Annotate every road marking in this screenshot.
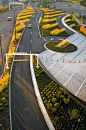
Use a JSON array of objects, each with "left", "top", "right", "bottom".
[
  {"left": 31, "top": 32, "right": 32, "bottom": 34},
  {"left": 30, "top": 39, "right": 32, "bottom": 42},
  {"left": 43, "top": 38, "right": 46, "bottom": 41},
  {"left": 51, "top": 38, "right": 54, "bottom": 40},
  {"left": 58, "top": 39, "right": 64, "bottom": 40},
  {"left": 14, "top": 59, "right": 28, "bottom": 61}
]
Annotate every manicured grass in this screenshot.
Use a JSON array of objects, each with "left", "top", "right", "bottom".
[
  {"left": 46, "top": 41, "right": 77, "bottom": 53},
  {"left": 33, "top": 58, "right": 86, "bottom": 130}
]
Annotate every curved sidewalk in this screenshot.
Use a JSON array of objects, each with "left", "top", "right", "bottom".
[{"left": 39, "top": 14, "right": 86, "bottom": 102}]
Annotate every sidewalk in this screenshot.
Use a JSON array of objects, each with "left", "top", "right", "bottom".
[{"left": 39, "top": 15, "right": 86, "bottom": 102}]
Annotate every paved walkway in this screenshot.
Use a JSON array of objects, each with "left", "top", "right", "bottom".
[{"left": 39, "top": 17, "right": 86, "bottom": 102}]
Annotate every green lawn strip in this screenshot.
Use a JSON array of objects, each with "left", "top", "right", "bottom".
[
  {"left": 0, "top": 87, "right": 10, "bottom": 130},
  {"left": 46, "top": 41, "right": 77, "bottom": 53},
  {"left": 33, "top": 58, "right": 86, "bottom": 130}
]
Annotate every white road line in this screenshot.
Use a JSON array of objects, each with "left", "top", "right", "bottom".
[
  {"left": 31, "top": 32, "right": 32, "bottom": 34},
  {"left": 51, "top": 38, "right": 54, "bottom": 40},
  {"left": 47, "top": 62, "right": 57, "bottom": 70},
  {"left": 54, "top": 63, "right": 69, "bottom": 77},
  {"left": 43, "top": 38, "right": 46, "bottom": 41},
  {"left": 63, "top": 63, "right": 83, "bottom": 86},
  {"left": 75, "top": 78, "right": 86, "bottom": 96},
  {"left": 30, "top": 40, "right": 32, "bottom": 42},
  {"left": 59, "top": 39, "right": 64, "bottom": 41}
]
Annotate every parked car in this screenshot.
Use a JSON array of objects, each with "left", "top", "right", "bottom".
[
  {"left": 28, "top": 24, "right": 32, "bottom": 28},
  {"left": 7, "top": 17, "right": 11, "bottom": 21}
]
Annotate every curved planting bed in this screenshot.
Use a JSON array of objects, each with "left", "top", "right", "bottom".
[
  {"left": 46, "top": 41, "right": 77, "bottom": 53},
  {"left": 33, "top": 58, "right": 86, "bottom": 130}
]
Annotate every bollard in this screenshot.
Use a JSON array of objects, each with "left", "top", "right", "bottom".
[
  {"left": 57, "top": 59, "right": 58, "bottom": 62},
  {"left": 63, "top": 59, "right": 64, "bottom": 63},
  {"left": 46, "top": 57, "right": 47, "bottom": 60},
  {"left": 51, "top": 58, "right": 52, "bottom": 61},
  {"left": 79, "top": 60, "right": 80, "bottom": 63},
  {"left": 69, "top": 60, "right": 70, "bottom": 63},
  {"left": 42, "top": 55, "right": 43, "bottom": 58}
]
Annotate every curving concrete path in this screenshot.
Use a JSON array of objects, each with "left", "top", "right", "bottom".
[{"left": 39, "top": 14, "right": 86, "bottom": 102}]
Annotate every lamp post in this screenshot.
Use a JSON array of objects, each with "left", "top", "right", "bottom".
[
  {"left": 14, "top": 9, "right": 16, "bottom": 40},
  {"left": 0, "top": 34, "right": 4, "bottom": 72}
]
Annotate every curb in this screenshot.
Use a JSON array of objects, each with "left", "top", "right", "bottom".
[{"left": 30, "top": 55, "right": 55, "bottom": 130}]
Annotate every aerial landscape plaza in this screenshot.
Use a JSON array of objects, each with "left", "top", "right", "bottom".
[{"left": 0, "top": 0, "right": 86, "bottom": 130}]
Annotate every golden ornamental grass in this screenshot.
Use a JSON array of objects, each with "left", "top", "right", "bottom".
[
  {"left": 43, "top": 18, "right": 56, "bottom": 23},
  {"left": 56, "top": 39, "right": 69, "bottom": 47},
  {"left": 17, "top": 15, "right": 32, "bottom": 21},
  {"left": 43, "top": 9, "right": 55, "bottom": 12},
  {"left": 44, "top": 13, "right": 64, "bottom": 18},
  {"left": 50, "top": 28, "right": 66, "bottom": 35},
  {"left": 70, "top": 24, "right": 75, "bottom": 28},
  {"left": 80, "top": 26, "right": 86, "bottom": 35},
  {"left": 12, "top": 33, "right": 21, "bottom": 43},
  {"left": 65, "top": 19, "right": 71, "bottom": 23},
  {"left": 0, "top": 72, "right": 10, "bottom": 92},
  {"left": 42, "top": 23, "right": 58, "bottom": 29},
  {"left": 44, "top": 11, "right": 62, "bottom": 15},
  {"left": 16, "top": 19, "right": 29, "bottom": 25},
  {"left": 16, "top": 25, "right": 25, "bottom": 32},
  {"left": 18, "top": 12, "right": 34, "bottom": 17}
]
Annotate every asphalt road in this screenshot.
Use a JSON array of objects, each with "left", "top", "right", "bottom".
[
  {"left": 0, "top": 4, "right": 28, "bottom": 74},
  {"left": 10, "top": 3, "right": 48, "bottom": 130}
]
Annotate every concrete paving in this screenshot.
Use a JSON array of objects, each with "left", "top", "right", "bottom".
[{"left": 39, "top": 32, "right": 86, "bottom": 102}]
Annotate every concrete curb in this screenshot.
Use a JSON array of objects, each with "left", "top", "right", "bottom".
[
  {"left": 30, "top": 55, "right": 55, "bottom": 130},
  {"left": 9, "top": 11, "right": 35, "bottom": 130},
  {"left": 61, "top": 14, "right": 77, "bottom": 33}
]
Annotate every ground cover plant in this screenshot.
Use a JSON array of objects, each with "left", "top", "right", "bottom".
[
  {"left": 46, "top": 41, "right": 77, "bottom": 52},
  {"left": 33, "top": 58, "right": 86, "bottom": 130},
  {"left": 39, "top": 8, "right": 69, "bottom": 37}
]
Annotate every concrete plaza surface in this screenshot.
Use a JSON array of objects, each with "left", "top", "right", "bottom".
[{"left": 39, "top": 33, "right": 86, "bottom": 102}]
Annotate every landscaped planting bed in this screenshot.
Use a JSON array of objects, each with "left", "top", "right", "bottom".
[
  {"left": 33, "top": 58, "right": 86, "bottom": 130},
  {"left": 39, "top": 9, "right": 69, "bottom": 37},
  {"left": 46, "top": 41, "right": 77, "bottom": 52},
  {"left": 0, "top": 71, "right": 10, "bottom": 130}
]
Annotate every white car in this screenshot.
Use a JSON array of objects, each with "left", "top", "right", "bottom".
[
  {"left": 7, "top": 17, "right": 11, "bottom": 21},
  {"left": 28, "top": 24, "right": 32, "bottom": 28}
]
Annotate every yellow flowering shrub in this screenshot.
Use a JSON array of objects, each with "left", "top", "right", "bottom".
[
  {"left": 80, "top": 26, "right": 86, "bottom": 35},
  {"left": 12, "top": 33, "right": 21, "bottom": 43},
  {"left": 50, "top": 29, "right": 59, "bottom": 34},
  {"left": 44, "top": 13, "right": 64, "bottom": 18},
  {"left": 0, "top": 72, "right": 10, "bottom": 92},
  {"left": 18, "top": 12, "right": 34, "bottom": 17},
  {"left": 43, "top": 18, "right": 56, "bottom": 23},
  {"left": 16, "top": 19, "right": 29, "bottom": 25},
  {"left": 70, "top": 24, "right": 75, "bottom": 28},
  {"left": 42, "top": 23, "right": 58, "bottom": 29},
  {"left": 65, "top": 19, "right": 71, "bottom": 23},
  {"left": 56, "top": 39, "right": 69, "bottom": 47},
  {"left": 16, "top": 25, "right": 25, "bottom": 33},
  {"left": 17, "top": 15, "right": 32, "bottom": 21},
  {"left": 44, "top": 11, "right": 62, "bottom": 15},
  {"left": 50, "top": 28, "right": 66, "bottom": 35},
  {"left": 43, "top": 9, "right": 55, "bottom": 12},
  {"left": 66, "top": 14, "right": 71, "bottom": 18}
]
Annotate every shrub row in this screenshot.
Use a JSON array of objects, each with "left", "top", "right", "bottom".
[
  {"left": 50, "top": 28, "right": 66, "bottom": 35},
  {"left": 44, "top": 11, "right": 62, "bottom": 15},
  {"left": 44, "top": 13, "right": 64, "bottom": 18},
  {"left": 56, "top": 39, "right": 69, "bottom": 47},
  {"left": 42, "top": 23, "right": 58, "bottom": 29}
]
